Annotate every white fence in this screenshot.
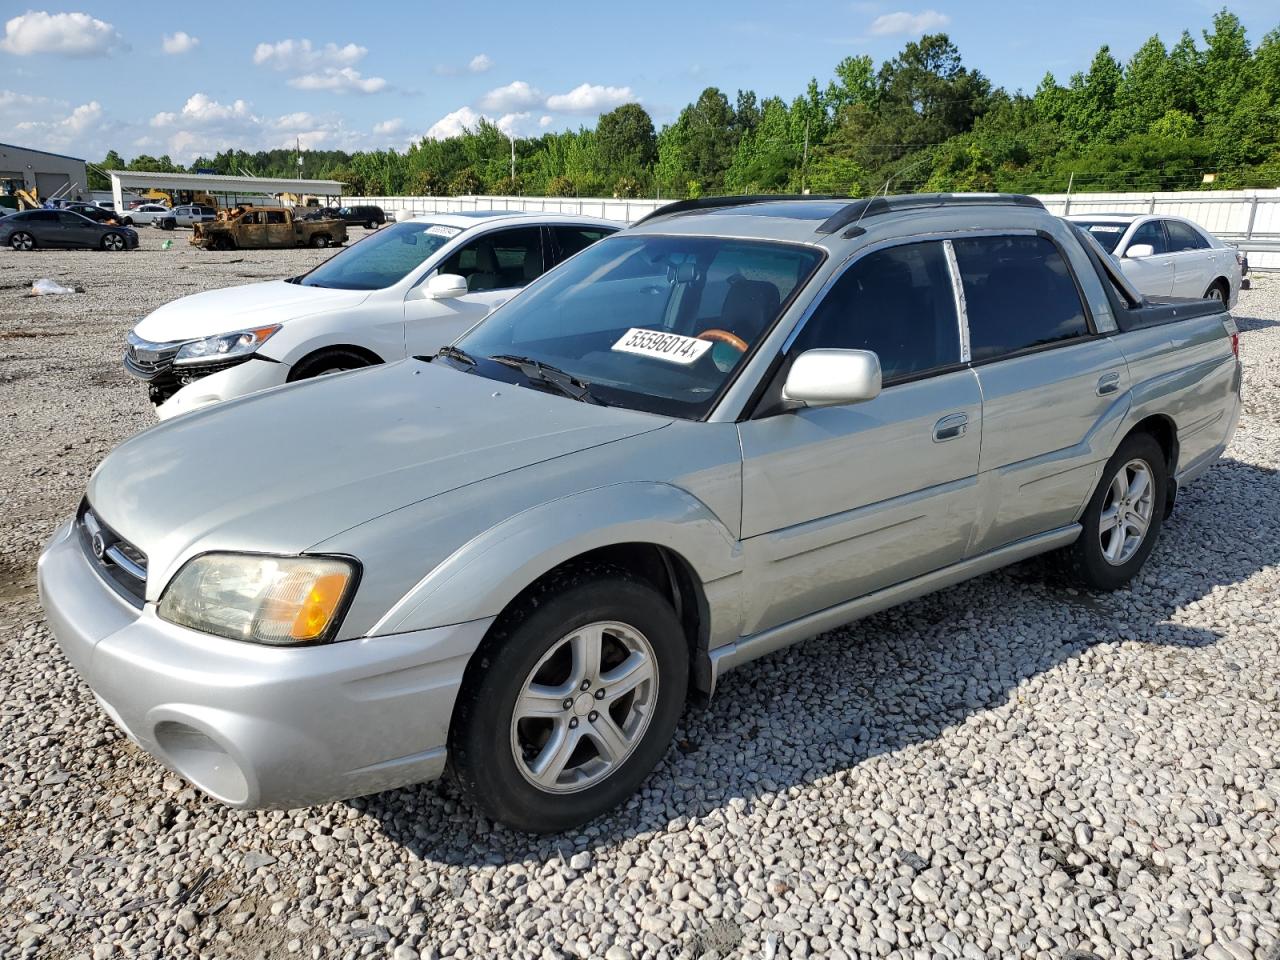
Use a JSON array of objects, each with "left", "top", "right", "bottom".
[{"left": 347, "top": 189, "right": 1280, "bottom": 270}]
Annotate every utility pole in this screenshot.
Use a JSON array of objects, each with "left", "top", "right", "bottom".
[
  {"left": 1065, "top": 171, "right": 1074, "bottom": 215},
  {"left": 510, "top": 133, "right": 516, "bottom": 190},
  {"left": 801, "top": 118, "right": 810, "bottom": 195}
]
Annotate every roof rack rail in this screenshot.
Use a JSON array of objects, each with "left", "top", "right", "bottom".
[
  {"left": 632, "top": 194, "right": 847, "bottom": 227},
  {"left": 815, "top": 193, "right": 1046, "bottom": 237}
]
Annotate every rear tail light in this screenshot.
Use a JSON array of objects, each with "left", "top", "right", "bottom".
[
  {"left": 1236, "top": 251, "right": 1246, "bottom": 267},
  {"left": 1223, "top": 317, "right": 1239, "bottom": 356}
]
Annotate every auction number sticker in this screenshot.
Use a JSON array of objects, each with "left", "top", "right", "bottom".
[
  {"left": 425, "top": 224, "right": 462, "bottom": 238},
  {"left": 612, "top": 328, "right": 712, "bottom": 365}
]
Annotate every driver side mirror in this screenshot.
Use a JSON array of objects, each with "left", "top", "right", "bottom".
[
  {"left": 782, "top": 349, "right": 882, "bottom": 408},
  {"left": 1124, "top": 243, "right": 1155, "bottom": 259},
  {"left": 424, "top": 273, "right": 468, "bottom": 300}
]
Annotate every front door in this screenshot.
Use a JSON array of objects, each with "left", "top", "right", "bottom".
[
  {"left": 403, "top": 226, "right": 545, "bottom": 356},
  {"left": 738, "top": 239, "right": 982, "bottom": 635},
  {"left": 951, "top": 233, "right": 1130, "bottom": 553},
  {"left": 1119, "top": 219, "right": 1174, "bottom": 298}
]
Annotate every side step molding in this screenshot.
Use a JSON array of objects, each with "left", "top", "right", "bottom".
[{"left": 707, "top": 524, "right": 1081, "bottom": 690}]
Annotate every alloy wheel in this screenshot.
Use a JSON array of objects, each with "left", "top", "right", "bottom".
[
  {"left": 103, "top": 233, "right": 124, "bottom": 251},
  {"left": 11, "top": 232, "right": 34, "bottom": 251},
  {"left": 510, "top": 620, "right": 658, "bottom": 794},
  {"left": 1099, "top": 458, "right": 1155, "bottom": 566}
]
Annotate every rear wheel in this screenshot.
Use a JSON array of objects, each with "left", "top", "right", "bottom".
[
  {"left": 310, "top": 234, "right": 329, "bottom": 248},
  {"left": 365, "top": 220, "right": 376, "bottom": 230},
  {"left": 10, "top": 231, "right": 34, "bottom": 251},
  {"left": 450, "top": 565, "right": 688, "bottom": 833},
  {"left": 101, "top": 232, "right": 126, "bottom": 252},
  {"left": 286, "top": 347, "right": 377, "bottom": 381},
  {"left": 1203, "top": 280, "right": 1228, "bottom": 303},
  {"left": 1062, "top": 433, "right": 1168, "bottom": 591}
]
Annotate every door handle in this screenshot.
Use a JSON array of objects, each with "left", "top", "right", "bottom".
[
  {"left": 933, "top": 413, "right": 968, "bottom": 442},
  {"left": 1097, "top": 372, "right": 1121, "bottom": 396}
]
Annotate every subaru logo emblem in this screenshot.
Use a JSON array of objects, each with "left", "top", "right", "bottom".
[{"left": 91, "top": 532, "right": 106, "bottom": 560}]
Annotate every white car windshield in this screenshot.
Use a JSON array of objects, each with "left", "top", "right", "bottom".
[
  {"left": 298, "top": 221, "right": 460, "bottom": 290},
  {"left": 450, "top": 234, "right": 823, "bottom": 419}
]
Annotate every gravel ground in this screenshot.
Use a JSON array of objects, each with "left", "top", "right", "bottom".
[{"left": 1, "top": 232, "right": 1278, "bottom": 960}]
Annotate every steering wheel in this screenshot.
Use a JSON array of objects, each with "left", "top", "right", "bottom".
[{"left": 696, "top": 328, "right": 749, "bottom": 353}]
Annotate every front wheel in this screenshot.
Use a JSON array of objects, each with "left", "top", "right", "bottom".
[
  {"left": 450, "top": 565, "right": 688, "bottom": 833},
  {"left": 1062, "top": 433, "right": 1168, "bottom": 590},
  {"left": 101, "top": 232, "right": 126, "bottom": 252},
  {"left": 310, "top": 234, "right": 329, "bottom": 248},
  {"left": 286, "top": 347, "right": 376, "bottom": 381},
  {"left": 10, "top": 231, "right": 34, "bottom": 251}
]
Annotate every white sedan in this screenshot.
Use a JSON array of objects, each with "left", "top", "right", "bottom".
[
  {"left": 1066, "top": 213, "right": 1242, "bottom": 306},
  {"left": 123, "top": 211, "right": 620, "bottom": 419},
  {"left": 127, "top": 203, "right": 172, "bottom": 225}
]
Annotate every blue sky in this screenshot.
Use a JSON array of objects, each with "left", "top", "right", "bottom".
[{"left": 1, "top": 1, "right": 1276, "bottom": 162}]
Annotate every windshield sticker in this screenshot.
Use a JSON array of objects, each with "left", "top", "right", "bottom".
[
  {"left": 612, "top": 328, "right": 713, "bottom": 365},
  {"left": 425, "top": 224, "right": 462, "bottom": 238}
]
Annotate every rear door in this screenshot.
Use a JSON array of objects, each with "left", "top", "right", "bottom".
[
  {"left": 261, "top": 209, "right": 292, "bottom": 247},
  {"left": 549, "top": 224, "right": 618, "bottom": 268},
  {"left": 737, "top": 239, "right": 982, "bottom": 634},
  {"left": 1163, "top": 219, "right": 1214, "bottom": 298},
  {"left": 954, "top": 233, "right": 1129, "bottom": 554},
  {"left": 403, "top": 226, "right": 546, "bottom": 355},
  {"left": 28, "top": 210, "right": 63, "bottom": 245},
  {"left": 238, "top": 211, "right": 269, "bottom": 247},
  {"left": 1117, "top": 220, "right": 1174, "bottom": 297}
]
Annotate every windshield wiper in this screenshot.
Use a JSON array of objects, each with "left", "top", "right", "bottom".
[
  {"left": 489, "top": 354, "right": 607, "bottom": 405},
  {"left": 429, "top": 344, "right": 476, "bottom": 367}
]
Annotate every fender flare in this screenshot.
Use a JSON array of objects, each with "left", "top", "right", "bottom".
[{"left": 370, "top": 482, "right": 742, "bottom": 636}]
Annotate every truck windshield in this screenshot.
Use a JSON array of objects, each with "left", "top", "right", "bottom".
[
  {"left": 298, "top": 221, "right": 458, "bottom": 290},
  {"left": 452, "top": 234, "right": 823, "bottom": 419},
  {"left": 1072, "top": 221, "right": 1127, "bottom": 254}
]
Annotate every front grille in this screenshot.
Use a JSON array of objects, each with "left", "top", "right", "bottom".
[
  {"left": 77, "top": 500, "right": 147, "bottom": 607},
  {"left": 123, "top": 332, "right": 180, "bottom": 382},
  {"left": 123, "top": 332, "right": 249, "bottom": 404}
]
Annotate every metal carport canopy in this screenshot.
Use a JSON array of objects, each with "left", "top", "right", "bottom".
[{"left": 107, "top": 170, "right": 345, "bottom": 209}]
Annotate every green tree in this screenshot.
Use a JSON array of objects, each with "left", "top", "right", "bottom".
[{"left": 596, "top": 103, "right": 657, "bottom": 182}]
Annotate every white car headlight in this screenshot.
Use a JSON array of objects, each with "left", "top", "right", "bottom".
[
  {"left": 158, "top": 553, "right": 359, "bottom": 645},
  {"left": 173, "top": 325, "right": 281, "bottom": 365}
]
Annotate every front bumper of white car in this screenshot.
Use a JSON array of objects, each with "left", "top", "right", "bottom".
[{"left": 123, "top": 334, "right": 292, "bottom": 419}]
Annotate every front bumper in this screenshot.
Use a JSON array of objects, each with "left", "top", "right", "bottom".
[
  {"left": 124, "top": 335, "right": 292, "bottom": 419},
  {"left": 38, "top": 520, "right": 492, "bottom": 809}
]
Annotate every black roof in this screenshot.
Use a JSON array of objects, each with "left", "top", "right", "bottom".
[{"left": 636, "top": 192, "right": 1046, "bottom": 237}]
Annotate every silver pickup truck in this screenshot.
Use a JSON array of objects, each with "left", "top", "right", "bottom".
[{"left": 38, "top": 194, "right": 1241, "bottom": 832}]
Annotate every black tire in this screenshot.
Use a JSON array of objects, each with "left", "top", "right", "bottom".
[
  {"left": 450, "top": 564, "right": 688, "bottom": 833},
  {"left": 101, "top": 232, "right": 126, "bottom": 252},
  {"left": 9, "top": 231, "right": 34, "bottom": 251},
  {"left": 310, "top": 234, "right": 329, "bottom": 248},
  {"left": 159, "top": 219, "right": 175, "bottom": 231},
  {"left": 121, "top": 216, "right": 134, "bottom": 227},
  {"left": 286, "top": 347, "right": 376, "bottom": 381},
  {"left": 1203, "top": 279, "right": 1228, "bottom": 303},
  {"left": 1062, "top": 433, "right": 1168, "bottom": 591},
  {"left": 365, "top": 220, "right": 376, "bottom": 230}
]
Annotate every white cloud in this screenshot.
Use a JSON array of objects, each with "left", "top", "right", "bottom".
[
  {"left": 289, "top": 67, "right": 387, "bottom": 94},
  {"left": 539, "top": 115, "right": 553, "bottom": 128},
  {"left": 12, "top": 99, "right": 103, "bottom": 151},
  {"left": 478, "top": 80, "right": 543, "bottom": 112},
  {"left": 0, "top": 10, "right": 121, "bottom": 56},
  {"left": 162, "top": 31, "right": 199, "bottom": 55},
  {"left": 252, "top": 38, "right": 367, "bottom": 70},
  {"left": 0, "top": 88, "right": 53, "bottom": 111},
  {"left": 150, "top": 92, "right": 252, "bottom": 128},
  {"left": 423, "top": 106, "right": 483, "bottom": 140},
  {"left": 867, "top": 10, "right": 950, "bottom": 35},
  {"left": 468, "top": 53, "right": 492, "bottom": 73},
  {"left": 373, "top": 117, "right": 403, "bottom": 136},
  {"left": 545, "top": 83, "right": 635, "bottom": 113}
]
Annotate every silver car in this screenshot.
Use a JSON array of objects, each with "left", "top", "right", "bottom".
[{"left": 38, "top": 194, "right": 1241, "bottom": 832}]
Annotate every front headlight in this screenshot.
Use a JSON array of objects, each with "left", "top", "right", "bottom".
[
  {"left": 173, "top": 325, "right": 281, "bottom": 366},
  {"left": 158, "top": 553, "right": 359, "bottom": 645}
]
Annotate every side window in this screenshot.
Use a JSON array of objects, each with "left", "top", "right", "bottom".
[
  {"left": 438, "top": 227, "right": 543, "bottom": 292},
  {"left": 1128, "top": 220, "right": 1167, "bottom": 255},
  {"left": 953, "top": 235, "right": 1090, "bottom": 362},
  {"left": 553, "top": 226, "right": 614, "bottom": 261},
  {"left": 32, "top": 211, "right": 58, "bottom": 222},
  {"left": 56, "top": 212, "right": 82, "bottom": 226},
  {"left": 790, "top": 241, "right": 960, "bottom": 382},
  {"left": 264, "top": 210, "right": 286, "bottom": 224},
  {"left": 1164, "top": 220, "right": 1209, "bottom": 252}
]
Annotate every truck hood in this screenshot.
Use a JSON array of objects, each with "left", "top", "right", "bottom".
[
  {"left": 133, "top": 279, "right": 371, "bottom": 342},
  {"left": 86, "top": 360, "right": 670, "bottom": 598}
]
